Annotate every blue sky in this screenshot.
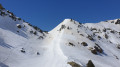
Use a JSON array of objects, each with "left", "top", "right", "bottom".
[{"left": 0, "top": 0, "right": 120, "bottom": 31}]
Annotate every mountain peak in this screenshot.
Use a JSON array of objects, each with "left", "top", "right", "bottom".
[
  {"left": 1, "top": 5, "right": 120, "bottom": 67},
  {"left": 62, "top": 19, "right": 81, "bottom": 25},
  {"left": 50, "top": 19, "right": 82, "bottom": 34},
  {"left": 63, "top": 19, "right": 71, "bottom": 22}
]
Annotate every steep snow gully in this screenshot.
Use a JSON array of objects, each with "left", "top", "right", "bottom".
[{"left": 43, "top": 29, "right": 68, "bottom": 67}]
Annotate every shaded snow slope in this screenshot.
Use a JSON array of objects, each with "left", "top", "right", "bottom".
[{"left": 0, "top": 8, "right": 120, "bottom": 67}]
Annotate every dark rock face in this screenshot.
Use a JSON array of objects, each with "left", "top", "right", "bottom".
[
  {"left": 90, "top": 43, "right": 103, "bottom": 55},
  {"left": 103, "top": 28, "right": 106, "bottom": 32},
  {"left": 0, "top": 4, "right": 4, "bottom": 9},
  {"left": 68, "top": 61, "right": 81, "bottom": 67},
  {"left": 59, "top": 25, "right": 66, "bottom": 31},
  {"left": 105, "top": 34, "right": 108, "bottom": 39},
  {"left": 115, "top": 19, "right": 120, "bottom": 24},
  {"left": 91, "top": 49, "right": 97, "bottom": 55},
  {"left": 17, "top": 25, "right": 22, "bottom": 29},
  {"left": 81, "top": 42, "right": 88, "bottom": 46},
  {"left": 117, "top": 45, "right": 120, "bottom": 49},
  {"left": 94, "top": 43, "right": 103, "bottom": 53},
  {"left": 87, "top": 35, "right": 94, "bottom": 41},
  {"left": 21, "top": 48, "right": 25, "bottom": 53},
  {"left": 69, "top": 42, "right": 75, "bottom": 46},
  {"left": 98, "top": 36, "right": 101, "bottom": 40},
  {"left": 87, "top": 60, "right": 95, "bottom": 67}
]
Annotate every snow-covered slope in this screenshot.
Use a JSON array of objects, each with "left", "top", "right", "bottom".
[{"left": 0, "top": 7, "right": 120, "bottom": 67}]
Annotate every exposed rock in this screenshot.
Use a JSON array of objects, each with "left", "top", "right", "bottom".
[
  {"left": 59, "top": 25, "right": 66, "bottom": 31},
  {"left": 17, "top": 24, "right": 22, "bottom": 29},
  {"left": 115, "top": 19, "right": 120, "bottom": 24},
  {"left": 81, "top": 42, "right": 88, "bottom": 46},
  {"left": 67, "top": 61, "right": 81, "bottom": 67},
  {"left": 0, "top": 4, "right": 4, "bottom": 9},
  {"left": 21, "top": 48, "right": 25, "bottom": 53},
  {"left": 117, "top": 45, "right": 120, "bottom": 49},
  {"left": 87, "top": 35, "right": 94, "bottom": 41},
  {"left": 87, "top": 60, "right": 95, "bottom": 67},
  {"left": 105, "top": 33, "right": 109, "bottom": 39},
  {"left": 91, "top": 49, "right": 97, "bottom": 55},
  {"left": 69, "top": 42, "right": 75, "bottom": 46}
]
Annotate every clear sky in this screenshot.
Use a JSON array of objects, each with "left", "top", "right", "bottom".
[{"left": 0, "top": 0, "right": 120, "bottom": 31}]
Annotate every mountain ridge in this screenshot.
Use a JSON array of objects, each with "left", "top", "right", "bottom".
[{"left": 0, "top": 4, "right": 120, "bottom": 67}]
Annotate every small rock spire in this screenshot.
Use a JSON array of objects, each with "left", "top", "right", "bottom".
[{"left": 0, "top": 4, "right": 4, "bottom": 9}]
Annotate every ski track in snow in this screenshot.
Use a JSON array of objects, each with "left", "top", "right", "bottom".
[
  {"left": 18, "top": 28, "right": 69, "bottom": 67},
  {"left": 44, "top": 30, "right": 68, "bottom": 67}
]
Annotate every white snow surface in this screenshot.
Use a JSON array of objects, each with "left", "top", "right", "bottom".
[{"left": 0, "top": 9, "right": 120, "bottom": 67}]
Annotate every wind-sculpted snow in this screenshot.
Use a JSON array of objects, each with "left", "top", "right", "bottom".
[{"left": 0, "top": 8, "right": 120, "bottom": 67}]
